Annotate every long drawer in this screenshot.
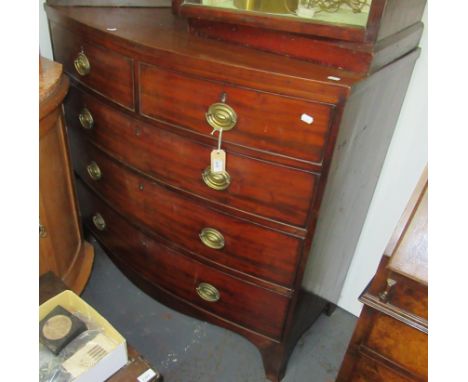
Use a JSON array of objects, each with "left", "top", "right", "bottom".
[
  {"left": 76, "top": 180, "right": 290, "bottom": 340},
  {"left": 65, "top": 86, "right": 319, "bottom": 228},
  {"left": 70, "top": 140, "right": 302, "bottom": 288},
  {"left": 50, "top": 23, "right": 134, "bottom": 110},
  {"left": 139, "top": 63, "right": 335, "bottom": 164}
]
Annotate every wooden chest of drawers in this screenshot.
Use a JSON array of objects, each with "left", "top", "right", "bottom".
[{"left": 46, "top": 3, "right": 425, "bottom": 381}]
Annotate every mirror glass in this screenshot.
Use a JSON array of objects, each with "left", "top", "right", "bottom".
[{"left": 182, "top": 0, "right": 373, "bottom": 27}]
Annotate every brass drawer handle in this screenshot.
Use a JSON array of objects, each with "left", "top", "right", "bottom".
[
  {"left": 79, "top": 108, "right": 94, "bottom": 130},
  {"left": 74, "top": 52, "right": 91, "bottom": 76},
  {"left": 39, "top": 223, "right": 47, "bottom": 238},
  {"left": 205, "top": 102, "right": 237, "bottom": 132},
  {"left": 92, "top": 213, "right": 106, "bottom": 231},
  {"left": 196, "top": 282, "right": 220, "bottom": 302},
  {"left": 378, "top": 278, "right": 397, "bottom": 303},
  {"left": 87, "top": 161, "right": 102, "bottom": 181},
  {"left": 202, "top": 167, "right": 230, "bottom": 191},
  {"left": 199, "top": 227, "right": 225, "bottom": 250}
]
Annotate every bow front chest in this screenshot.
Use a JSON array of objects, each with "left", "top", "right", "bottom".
[{"left": 45, "top": 2, "right": 425, "bottom": 380}]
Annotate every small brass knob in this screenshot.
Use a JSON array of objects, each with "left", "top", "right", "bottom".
[
  {"left": 202, "top": 167, "right": 230, "bottom": 191},
  {"left": 92, "top": 213, "right": 106, "bottom": 231},
  {"left": 205, "top": 102, "right": 237, "bottom": 132},
  {"left": 378, "top": 278, "right": 397, "bottom": 303},
  {"left": 79, "top": 108, "right": 94, "bottom": 130},
  {"left": 196, "top": 282, "right": 220, "bottom": 302},
  {"left": 74, "top": 52, "right": 91, "bottom": 76},
  {"left": 199, "top": 227, "right": 225, "bottom": 250},
  {"left": 87, "top": 161, "right": 102, "bottom": 181}
]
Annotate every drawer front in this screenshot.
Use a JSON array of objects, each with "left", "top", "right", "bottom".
[
  {"left": 365, "top": 314, "right": 427, "bottom": 379},
  {"left": 77, "top": 180, "right": 290, "bottom": 340},
  {"left": 71, "top": 141, "right": 302, "bottom": 288},
  {"left": 65, "top": 86, "right": 318, "bottom": 227},
  {"left": 50, "top": 23, "right": 134, "bottom": 109},
  {"left": 351, "top": 356, "right": 417, "bottom": 382},
  {"left": 139, "top": 63, "right": 334, "bottom": 164}
]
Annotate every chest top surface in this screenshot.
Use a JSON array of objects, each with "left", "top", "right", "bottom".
[{"left": 46, "top": 6, "right": 362, "bottom": 88}]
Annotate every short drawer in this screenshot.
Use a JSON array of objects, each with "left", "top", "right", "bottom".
[
  {"left": 364, "top": 313, "right": 427, "bottom": 379},
  {"left": 71, "top": 141, "right": 303, "bottom": 288},
  {"left": 139, "top": 63, "right": 335, "bottom": 164},
  {"left": 65, "top": 86, "right": 319, "bottom": 227},
  {"left": 50, "top": 23, "right": 134, "bottom": 109},
  {"left": 77, "top": 180, "right": 290, "bottom": 340}
]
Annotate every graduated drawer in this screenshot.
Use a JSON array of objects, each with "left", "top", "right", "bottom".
[
  {"left": 70, "top": 141, "right": 302, "bottom": 288},
  {"left": 139, "top": 63, "right": 335, "bottom": 164},
  {"left": 77, "top": 180, "right": 290, "bottom": 340},
  {"left": 49, "top": 23, "right": 134, "bottom": 110},
  {"left": 65, "top": 86, "right": 318, "bottom": 227}
]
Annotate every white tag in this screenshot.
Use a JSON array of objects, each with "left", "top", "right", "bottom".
[
  {"left": 300, "top": 113, "right": 314, "bottom": 125},
  {"left": 211, "top": 149, "right": 226, "bottom": 173},
  {"left": 327, "top": 76, "right": 341, "bottom": 81},
  {"left": 138, "top": 368, "right": 157, "bottom": 382}
]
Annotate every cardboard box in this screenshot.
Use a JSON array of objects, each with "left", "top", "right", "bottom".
[{"left": 39, "top": 290, "right": 128, "bottom": 382}]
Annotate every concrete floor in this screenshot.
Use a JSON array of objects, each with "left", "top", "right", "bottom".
[{"left": 82, "top": 237, "right": 357, "bottom": 382}]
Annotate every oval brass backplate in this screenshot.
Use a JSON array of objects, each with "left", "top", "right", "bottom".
[
  {"left": 74, "top": 52, "right": 91, "bottom": 76},
  {"left": 79, "top": 108, "right": 94, "bottom": 130},
  {"left": 87, "top": 161, "right": 102, "bottom": 181},
  {"left": 202, "top": 167, "right": 230, "bottom": 191},
  {"left": 92, "top": 213, "right": 106, "bottom": 231},
  {"left": 196, "top": 282, "right": 220, "bottom": 302},
  {"left": 199, "top": 227, "right": 225, "bottom": 250},
  {"left": 205, "top": 102, "right": 237, "bottom": 131}
]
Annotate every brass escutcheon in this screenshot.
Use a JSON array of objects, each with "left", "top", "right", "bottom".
[
  {"left": 199, "top": 227, "right": 225, "bottom": 250},
  {"left": 202, "top": 167, "right": 230, "bottom": 191},
  {"left": 92, "top": 213, "right": 106, "bottom": 231},
  {"left": 196, "top": 282, "right": 220, "bottom": 302},
  {"left": 74, "top": 52, "right": 91, "bottom": 76},
  {"left": 205, "top": 102, "right": 237, "bottom": 132},
  {"left": 87, "top": 161, "right": 102, "bottom": 181},
  {"left": 79, "top": 108, "right": 94, "bottom": 130}
]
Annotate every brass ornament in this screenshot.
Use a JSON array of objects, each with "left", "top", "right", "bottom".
[
  {"left": 199, "top": 227, "right": 225, "bottom": 250},
  {"left": 74, "top": 52, "right": 91, "bottom": 76},
  {"left": 87, "top": 162, "right": 102, "bottom": 181},
  {"left": 196, "top": 282, "right": 220, "bottom": 302},
  {"left": 92, "top": 213, "right": 106, "bottom": 231},
  {"left": 42, "top": 315, "right": 73, "bottom": 341},
  {"left": 205, "top": 102, "right": 237, "bottom": 132},
  {"left": 202, "top": 167, "right": 231, "bottom": 191},
  {"left": 79, "top": 108, "right": 94, "bottom": 130}
]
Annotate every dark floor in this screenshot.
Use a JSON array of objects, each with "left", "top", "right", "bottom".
[{"left": 82, "top": 237, "right": 357, "bottom": 382}]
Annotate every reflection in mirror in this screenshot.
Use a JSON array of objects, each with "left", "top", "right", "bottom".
[{"left": 184, "top": 0, "right": 373, "bottom": 27}]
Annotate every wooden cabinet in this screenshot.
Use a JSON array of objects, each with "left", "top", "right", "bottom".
[
  {"left": 45, "top": 2, "right": 425, "bottom": 380},
  {"left": 336, "top": 168, "right": 428, "bottom": 381},
  {"left": 39, "top": 56, "right": 94, "bottom": 294}
]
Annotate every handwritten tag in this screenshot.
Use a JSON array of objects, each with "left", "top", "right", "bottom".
[{"left": 211, "top": 149, "right": 226, "bottom": 173}]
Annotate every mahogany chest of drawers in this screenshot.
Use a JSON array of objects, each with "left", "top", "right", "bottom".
[{"left": 45, "top": 3, "right": 425, "bottom": 380}]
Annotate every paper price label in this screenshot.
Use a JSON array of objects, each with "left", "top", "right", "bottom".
[{"left": 211, "top": 149, "right": 226, "bottom": 173}]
